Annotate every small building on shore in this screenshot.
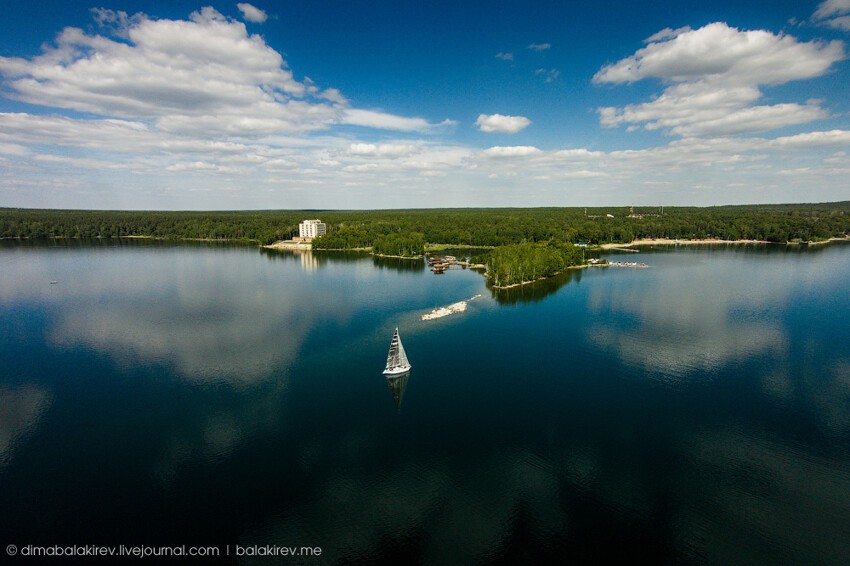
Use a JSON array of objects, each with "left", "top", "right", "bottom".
[{"left": 298, "top": 219, "right": 326, "bottom": 241}]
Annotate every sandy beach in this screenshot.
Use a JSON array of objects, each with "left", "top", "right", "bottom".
[
  {"left": 601, "top": 238, "right": 768, "bottom": 249},
  {"left": 601, "top": 236, "right": 849, "bottom": 249},
  {"left": 264, "top": 241, "right": 312, "bottom": 250}
]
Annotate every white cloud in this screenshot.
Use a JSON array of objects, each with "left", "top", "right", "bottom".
[
  {"left": 560, "top": 170, "right": 610, "bottom": 178},
  {"left": 475, "top": 114, "right": 531, "bottom": 134},
  {"left": 0, "top": 142, "right": 29, "bottom": 156},
  {"left": 33, "top": 154, "right": 147, "bottom": 171},
  {"left": 593, "top": 23, "right": 846, "bottom": 137},
  {"left": 0, "top": 8, "right": 339, "bottom": 136},
  {"left": 342, "top": 109, "right": 455, "bottom": 133},
  {"left": 768, "top": 129, "right": 850, "bottom": 148},
  {"left": 813, "top": 0, "right": 850, "bottom": 30},
  {"left": 482, "top": 146, "right": 541, "bottom": 157},
  {"left": 237, "top": 3, "right": 268, "bottom": 23},
  {"left": 347, "top": 143, "right": 417, "bottom": 157},
  {"left": 553, "top": 149, "right": 603, "bottom": 159},
  {"left": 527, "top": 43, "right": 551, "bottom": 51},
  {"left": 1, "top": 10, "right": 848, "bottom": 209},
  {"left": 644, "top": 26, "right": 691, "bottom": 43},
  {"left": 0, "top": 8, "right": 447, "bottom": 140},
  {"left": 90, "top": 8, "right": 145, "bottom": 39},
  {"left": 166, "top": 161, "right": 221, "bottom": 172},
  {"left": 534, "top": 68, "right": 560, "bottom": 83},
  {"left": 599, "top": 82, "right": 828, "bottom": 137},
  {"left": 2, "top": 117, "right": 849, "bottom": 207},
  {"left": 495, "top": 52, "right": 513, "bottom": 61},
  {"left": 343, "top": 163, "right": 380, "bottom": 172},
  {"left": 594, "top": 22, "right": 843, "bottom": 86}
]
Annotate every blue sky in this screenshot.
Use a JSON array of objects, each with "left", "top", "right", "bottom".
[{"left": 1, "top": 0, "right": 849, "bottom": 209}]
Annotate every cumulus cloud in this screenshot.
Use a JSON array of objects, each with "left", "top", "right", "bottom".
[
  {"left": 812, "top": 0, "right": 850, "bottom": 30},
  {"left": 1, "top": 11, "right": 848, "bottom": 208},
  {"left": 347, "top": 143, "right": 416, "bottom": 157},
  {"left": 342, "top": 109, "right": 455, "bottom": 133},
  {"left": 644, "top": 26, "right": 691, "bottom": 43},
  {"left": 594, "top": 23, "right": 843, "bottom": 85},
  {"left": 495, "top": 52, "right": 513, "bottom": 61},
  {"left": 482, "top": 145, "right": 541, "bottom": 157},
  {"left": 0, "top": 7, "right": 448, "bottom": 140},
  {"left": 594, "top": 22, "right": 845, "bottom": 137},
  {"left": 527, "top": 43, "right": 551, "bottom": 51},
  {"left": 236, "top": 3, "right": 268, "bottom": 23},
  {"left": 0, "top": 8, "right": 337, "bottom": 136},
  {"left": 560, "top": 170, "right": 610, "bottom": 178},
  {"left": 768, "top": 129, "right": 850, "bottom": 147},
  {"left": 553, "top": 149, "right": 604, "bottom": 159},
  {"left": 90, "top": 7, "right": 145, "bottom": 38},
  {"left": 598, "top": 83, "right": 828, "bottom": 137},
  {"left": 475, "top": 114, "right": 531, "bottom": 134}
]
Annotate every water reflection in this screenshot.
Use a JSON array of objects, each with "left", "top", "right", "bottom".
[
  {"left": 260, "top": 248, "right": 426, "bottom": 273},
  {"left": 488, "top": 268, "right": 583, "bottom": 305},
  {"left": 681, "top": 429, "right": 850, "bottom": 563},
  {"left": 385, "top": 372, "right": 410, "bottom": 411},
  {"left": 299, "top": 250, "right": 319, "bottom": 271},
  {"left": 154, "top": 380, "right": 288, "bottom": 484},
  {"left": 1, "top": 244, "right": 349, "bottom": 386},
  {"left": 260, "top": 247, "right": 366, "bottom": 269},
  {"left": 0, "top": 385, "right": 51, "bottom": 466},
  {"left": 372, "top": 255, "right": 426, "bottom": 272},
  {"left": 2, "top": 240, "right": 848, "bottom": 562},
  {"left": 584, "top": 249, "right": 803, "bottom": 379},
  {"left": 242, "top": 444, "right": 568, "bottom": 565}
]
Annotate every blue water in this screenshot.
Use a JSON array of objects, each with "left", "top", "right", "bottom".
[{"left": 1, "top": 240, "right": 849, "bottom": 563}]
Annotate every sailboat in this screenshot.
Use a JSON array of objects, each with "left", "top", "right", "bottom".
[{"left": 383, "top": 327, "right": 411, "bottom": 376}]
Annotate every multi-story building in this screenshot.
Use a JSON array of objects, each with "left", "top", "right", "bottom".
[{"left": 298, "top": 219, "right": 326, "bottom": 240}]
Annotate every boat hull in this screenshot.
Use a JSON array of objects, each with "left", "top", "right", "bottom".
[{"left": 383, "top": 366, "right": 411, "bottom": 376}]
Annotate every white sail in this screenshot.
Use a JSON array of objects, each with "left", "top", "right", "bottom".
[{"left": 383, "top": 328, "right": 411, "bottom": 375}]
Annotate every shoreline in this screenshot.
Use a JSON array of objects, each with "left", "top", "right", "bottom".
[
  {"left": 489, "top": 264, "right": 589, "bottom": 289},
  {"left": 371, "top": 253, "right": 422, "bottom": 260},
  {"left": 601, "top": 236, "right": 850, "bottom": 249},
  {"left": 424, "top": 243, "right": 495, "bottom": 252},
  {"left": 263, "top": 240, "right": 422, "bottom": 259},
  {"left": 263, "top": 241, "right": 313, "bottom": 250},
  {"left": 600, "top": 238, "right": 768, "bottom": 249}
]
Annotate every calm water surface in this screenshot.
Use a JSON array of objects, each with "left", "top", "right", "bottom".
[{"left": 1, "top": 240, "right": 849, "bottom": 564}]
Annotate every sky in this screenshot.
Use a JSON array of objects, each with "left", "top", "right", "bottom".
[{"left": 0, "top": 0, "right": 849, "bottom": 210}]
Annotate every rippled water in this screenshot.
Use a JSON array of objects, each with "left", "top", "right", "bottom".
[{"left": 1, "top": 240, "right": 849, "bottom": 563}]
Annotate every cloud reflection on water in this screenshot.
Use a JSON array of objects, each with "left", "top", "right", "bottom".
[
  {"left": 2, "top": 246, "right": 352, "bottom": 386},
  {"left": 0, "top": 385, "right": 51, "bottom": 467},
  {"left": 243, "top": 440, "right": 569, "bottom": 564},
  {"left": 584, "top": 249, "right": 802, "bottom": 379}
]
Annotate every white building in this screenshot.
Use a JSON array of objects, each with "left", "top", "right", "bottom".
[{"left": 298, "top": 219, "right": 326, "bottom": 240}]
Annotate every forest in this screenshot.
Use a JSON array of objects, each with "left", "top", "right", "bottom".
[
  {"left": 2, "top": 202, "right": 848, "bottom": 252},
  {"left": 481, "top": 241, "right": 586, "bottom": 287},
  {"left": 4, "top": 203, "right": 848, "bottom": 286}
]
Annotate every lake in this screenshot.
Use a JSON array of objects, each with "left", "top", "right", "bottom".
[{"left": 1, "top": 240, "right": 849, "bottom": 564}]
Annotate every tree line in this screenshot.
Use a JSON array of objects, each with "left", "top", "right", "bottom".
[
  {"left": 482, "top": 240, "right": 586, "bottom": 287},
  {"left": 2, "top": 202, "right": 848, "bottom": 247}
]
